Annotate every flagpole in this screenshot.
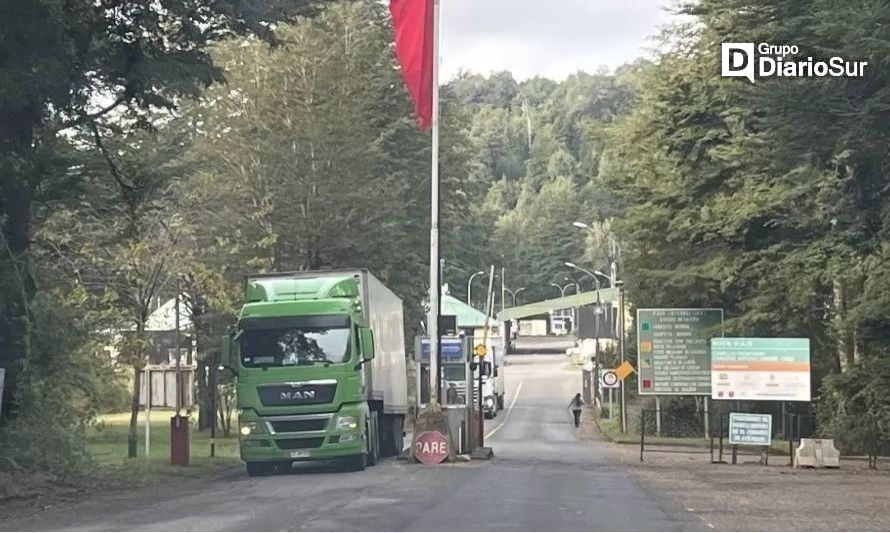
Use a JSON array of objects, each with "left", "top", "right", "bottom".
[{"left": 428, "top": 0, "right": 441, "bottom": 406}]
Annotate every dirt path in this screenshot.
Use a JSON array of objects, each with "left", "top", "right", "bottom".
[{"left": 580, "top": 409, "right": 890, "bottom": 531}]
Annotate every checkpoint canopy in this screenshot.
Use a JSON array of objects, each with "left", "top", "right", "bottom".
[
  {"left": 497, "top": 288, "right": 619, "bottom": 322},
  {"left": 637, "top": 308, "right": 724, "bottom": 396}
]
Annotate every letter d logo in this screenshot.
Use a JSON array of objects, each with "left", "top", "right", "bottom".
[{"left": 721, "top": 43, "right": 755, "bottom": 83}]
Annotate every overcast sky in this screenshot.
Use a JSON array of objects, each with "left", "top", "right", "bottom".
[{"left": 439, "top": 0, "right": 682, "bottom": 82}]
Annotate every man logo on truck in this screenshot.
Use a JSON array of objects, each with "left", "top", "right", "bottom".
[{"left": 280, "top": 390, "right": 316, "bottom": 401}]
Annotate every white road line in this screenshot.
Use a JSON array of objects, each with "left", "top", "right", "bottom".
[{"left": 485, "top": 380, "right": 524, "bottom": 440}]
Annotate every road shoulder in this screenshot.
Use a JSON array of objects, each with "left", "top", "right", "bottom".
[{"left": 578, "top": 409, "right": 890, "bottom": 531}]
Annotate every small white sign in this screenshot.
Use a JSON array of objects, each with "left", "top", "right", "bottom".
[
  {"left": 729, "top": 413, "right": 772, "bottom": 446},
  {"left": 290, "top": 450, "right": 310, "bottom": 459},
  {"left": 599, "top": 369, "right": 620, "bottom": 389}
]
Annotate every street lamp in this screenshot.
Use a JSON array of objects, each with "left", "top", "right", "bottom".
[
  {"left": 549, "top": 283, "right": 563, "bottom": 298},
  {"left": 572, "top": 220, "right": 621, "bottom": 284},
  {"left": 564, "top": 262, "right": 598, "bottom": 283},
  {"left": 504, "top": 287, "right": 525, "bottom": 307},
  {"left": 467, "top": 270, "right": 485, "bottom": 306}
]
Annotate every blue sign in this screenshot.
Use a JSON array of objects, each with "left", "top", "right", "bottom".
[{"left": 418, "top": 337, "right": 464, "bottom": 362}]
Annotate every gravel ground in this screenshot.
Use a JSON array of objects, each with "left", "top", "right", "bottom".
[{"left": 580, "top": 410, "right": 890, "bottom": 531}]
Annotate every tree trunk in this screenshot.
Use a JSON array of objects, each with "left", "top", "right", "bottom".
[
  {"left": 196, "top": 358, "right": 210, "bottom": 430},
  {"left": 0, "top": 169, "right": 35, "bottom": 424},
  {"left": 128, "top": 365, "right": 142, "bottom": 458},
  {"left": 832, "top": 279, "right": 854, "bottom": 372}
]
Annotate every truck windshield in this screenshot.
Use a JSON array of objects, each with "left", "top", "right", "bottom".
[{"left": 238, "top": 315, "right": 352, "bottom": 367}]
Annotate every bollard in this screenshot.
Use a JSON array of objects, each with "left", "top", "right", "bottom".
[{"left": 170, "top": 415, "right": 190, "bottom": 466}]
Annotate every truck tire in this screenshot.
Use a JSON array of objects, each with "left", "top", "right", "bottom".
[
  {"left": 497, "top": 394, "right": 505, "bottom": 410},
  {"left": 367, "top": 413, "right": 379, "bottom": 466},
  {"left": 346, "top": 454, "right": 366, "bottom": 472},
  {"left": 379, "top": 414, "right": 405, "bottom": 458},
  {"left": 391, "top": 415, "right": 405, "bottom": 457},
  {"left": 246, "top": 462, "right": 274, "bottom": 477}
]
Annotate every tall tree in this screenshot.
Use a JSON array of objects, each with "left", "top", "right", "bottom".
[{"left": 0, "top": 0, "right": 333, "bottom": 422}]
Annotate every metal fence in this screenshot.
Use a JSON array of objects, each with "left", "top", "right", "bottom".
[{"left": 639, "top": 407, "right": 890, "bottom": 468}]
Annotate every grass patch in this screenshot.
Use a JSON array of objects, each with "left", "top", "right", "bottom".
[
  {"left": 87, "top": 410, "right": 241, "bottom": 482},
  {"left": 594, "top": 415, "right": 791, "bottom": 454}
]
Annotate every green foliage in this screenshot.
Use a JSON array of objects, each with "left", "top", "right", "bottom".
[{"left": 0, "top": 290, "right": 121, "bottom": 478}]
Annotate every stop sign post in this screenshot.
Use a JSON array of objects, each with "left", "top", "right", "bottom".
[{"left": 414, "top": 431, "right": 449, "bottom": 465}]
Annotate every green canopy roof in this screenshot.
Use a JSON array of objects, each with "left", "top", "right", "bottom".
[
  {"left": 441, "top": 294, "right": 491, "bottom": 328},
  {"left": 497, "top": 288, "right": 618, "bottom": 322}
]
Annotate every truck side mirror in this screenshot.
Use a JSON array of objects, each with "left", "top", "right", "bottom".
[
  {"left": 362, "top": 329, "right": 375, "bottom": 360},
  {"left": 354, "top": 329, "right": 375, "bottom": 371},
  {"left": 220, "top": 335, "right": 232, "bottom": 368}
]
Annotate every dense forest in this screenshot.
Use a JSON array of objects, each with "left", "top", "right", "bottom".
[{"left": 2, "top": 0, "right": 890, "bottom": 477}]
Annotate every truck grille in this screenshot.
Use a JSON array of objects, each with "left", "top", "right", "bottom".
[
  {"left": 275, "top": 437, "right": 325, "bottom": 450},
  {"left": 269, "top": 419, "right": 329, "bottom": 433},
  {"left": 257, "top": 382, "right": 336, "bottom": 406}
]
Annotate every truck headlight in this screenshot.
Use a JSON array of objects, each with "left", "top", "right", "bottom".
[
  {"left": 335, "top": 415, "right": 359, "bottom": 430},
  {"left": 240, "top": 422, "right": 259, "bottom": 436},
  {"left": 485, "top": 397, "right": 494, "bottom": 408}
]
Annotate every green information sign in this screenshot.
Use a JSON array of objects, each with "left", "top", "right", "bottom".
[
  {"left": 637, "top": 308, "right": 724, "bottom": 395},
  {"left": 711, "top": 338, "right": 811, "bottom": 401}
]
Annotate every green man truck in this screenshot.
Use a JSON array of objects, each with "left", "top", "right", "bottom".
[{"left": 220, "top": 270, "right": 408, "bottom": 476}]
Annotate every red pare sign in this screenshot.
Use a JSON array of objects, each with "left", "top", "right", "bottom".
[{"left": 414, "top": 431, "right": 448, "bottom": 465}]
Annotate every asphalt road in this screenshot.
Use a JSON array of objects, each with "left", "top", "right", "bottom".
[{"left": 10, "top": 353, "right": 686, "bottom": 532}]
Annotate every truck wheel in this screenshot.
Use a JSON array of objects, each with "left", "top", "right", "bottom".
[
  {"left": 346, "top": 454, "right": 366, "bottom": 472},
  {"left": 497, "top": 394, "right": 505, "bottom": 410},
  {"left": 366, "top": 414, "right": 379, "bottom": 466},
  {"left": 391, "top": 415, "right": 405, "bottom": 457},
  {"left": 246, "top": 462, "right": 274, "bottom": 477}
]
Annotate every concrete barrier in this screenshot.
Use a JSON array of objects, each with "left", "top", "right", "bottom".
[{"left": 795, "top": 438, "right": 840, "bottom": 468}]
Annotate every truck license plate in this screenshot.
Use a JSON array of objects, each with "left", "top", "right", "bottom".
[{"left": 290, "top": 450, "right": 310, "bottom": 459}]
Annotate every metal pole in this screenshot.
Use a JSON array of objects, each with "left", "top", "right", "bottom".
[
  {"left": 210, "top": 352, "right": 217, "bottom": 458},
  {"left": 437, "top": 258, "right": 444, "bottom": 402},
  {"left": 479, "top": 265, "right": 495, "bottom": 448},
  {"left": 467, "top": 271, "right": 483, "bottom": 306},
  {"left": 428, "top": 0, "right": 441, "bottom": 406},
  {"left": 175, "top": 281, "right": 182, "bottom": 416},
  {"left": 655, "top": 396, "right": 661, "bottom": 437},
  {"left": 609, "top": 388, "right": 613, "bottom": 420},
  {"left": 501, "top": 268, "right": 507, "bottom": 346},
  {"left": 618, "top": 283, "right": 627, "bottom": 434},
  {"left": 704, "top": 396, "right": 710, "bottom": 439},
  {"left": 145, "top": 367, "right": 151, "bottom": 458}
]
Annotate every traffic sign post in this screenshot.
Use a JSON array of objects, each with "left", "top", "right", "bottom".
[{"left": 414, "top": 431, "right": 449, "bottom": 465}]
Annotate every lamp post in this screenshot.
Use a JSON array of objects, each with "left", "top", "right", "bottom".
[
  {"left": 467, "top": 270, "right": 485, "bottom": 307},
  {"left": 550, "top": 282, "right": 571, "bottom": 298},
  {"left": 504, "top": 287, "right": 525, "bottom": 307},
  {"left": 572, "top": 220, "right": 621, "bottom": 287}
]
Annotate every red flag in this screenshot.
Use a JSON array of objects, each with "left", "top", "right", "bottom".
[{"left": 390, "top": 0, "right": 434, "bottom": 131}]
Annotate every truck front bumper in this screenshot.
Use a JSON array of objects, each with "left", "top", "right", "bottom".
[
  {"left": 240, "top": 433, "right": 363, "bottom": 463},
  {"left": 238, "top": 407, "right": 367, "bottom": 464}
]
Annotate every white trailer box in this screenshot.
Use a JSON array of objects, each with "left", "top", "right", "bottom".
[{"left": 244, "top": 269, "right": 408, "bottom": 415}]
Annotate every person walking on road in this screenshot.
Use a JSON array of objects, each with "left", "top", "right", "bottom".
[{"left": 568, "top": 393, "right": 584, "bottom": 427}]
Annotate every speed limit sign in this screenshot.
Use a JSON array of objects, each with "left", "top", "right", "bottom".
[{"left": 600, "top": 369, "right": 620, "bottom": 389}]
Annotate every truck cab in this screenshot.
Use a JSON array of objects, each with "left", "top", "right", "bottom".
[{"left": 220, "top": 271, "right": 407, "bottom": 476}]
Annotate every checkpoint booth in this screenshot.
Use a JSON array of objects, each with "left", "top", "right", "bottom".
[{"left": 413, "top": 335, "right": 477, "bottom": 454}]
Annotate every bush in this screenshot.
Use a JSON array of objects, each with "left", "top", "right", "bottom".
[{"left": 0, "top": 291, "right": 106, "bottom": 479}]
